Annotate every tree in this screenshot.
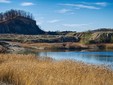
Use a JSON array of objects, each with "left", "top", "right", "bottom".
[
  {"left": 0, "top": 13, "right": 3, "bottom": 21},
  {"left": 0, "top": 9, "right": 34, "bottom": 22}
]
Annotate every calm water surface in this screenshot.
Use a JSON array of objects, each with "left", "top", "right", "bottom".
[{"left": 38, "top": 50, "right": 113, "bottom": 69}]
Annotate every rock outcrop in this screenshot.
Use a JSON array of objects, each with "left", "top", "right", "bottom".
[{"left": 0, "top": 16, "right": 45, "bottom": 35}]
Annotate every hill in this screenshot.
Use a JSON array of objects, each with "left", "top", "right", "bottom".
[
  {"left": 0, "top": 9, "right": 45, "bottom": 35},
  {"left": 88, "top": 28, "right": 113, "bottom": 33}
]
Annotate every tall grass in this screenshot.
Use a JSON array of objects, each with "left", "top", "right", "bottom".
[{"left": 0, "top": 54, "right": 113, "bottom": 85}]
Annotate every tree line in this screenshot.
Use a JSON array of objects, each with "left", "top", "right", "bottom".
[{"left": 0, "top": 9, "right": 34, "bottom": 21}]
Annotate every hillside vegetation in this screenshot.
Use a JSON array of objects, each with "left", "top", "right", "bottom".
[{"left": 0, "top": 31, "right": 113, "bottom": 44}]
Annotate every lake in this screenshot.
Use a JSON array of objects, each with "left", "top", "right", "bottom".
[{"left": 38, "top": 50, "right": 113, "bottom": 69}]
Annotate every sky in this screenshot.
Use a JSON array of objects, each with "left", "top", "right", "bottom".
[{"left": 0, "top": 0, "right": 113, "bottom": 32}]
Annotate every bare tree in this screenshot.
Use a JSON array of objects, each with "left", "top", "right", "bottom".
[
  {"left": 0, "top": 9, "right": 34, "bottom": 22},
  {"left": 0, "top": 13, "right": 3, "bottom": 21}
]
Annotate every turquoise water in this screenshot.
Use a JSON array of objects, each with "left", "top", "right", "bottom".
[{"left": 38, "top": 50, "right": 113, "bottom": 68}]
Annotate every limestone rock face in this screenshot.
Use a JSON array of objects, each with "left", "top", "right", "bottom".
[{"left": 0, "top": 16, "right": 45, "bottom": 35}]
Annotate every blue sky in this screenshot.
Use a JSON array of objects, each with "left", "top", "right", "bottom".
[{"left": 0, "top": 0, "right": 113, "bottom": 32}]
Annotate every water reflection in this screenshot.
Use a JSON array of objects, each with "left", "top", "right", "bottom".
[{"left": 38, "top": 51, "right": 113, "bottom": 67}]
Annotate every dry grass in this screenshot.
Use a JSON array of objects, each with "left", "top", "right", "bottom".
[
  {"left": 20, "top": 42, "right": 88, "bottom": 50},
  {"left": 0, "top": 54, "right": 113, "bottom": 85},
  {"left": 20, "top": 43, "right": 66, "bottom": 49}
]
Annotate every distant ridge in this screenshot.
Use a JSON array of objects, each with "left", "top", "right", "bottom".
[
  {"left": 0, "top": 9, "right": 45, "bottom": 35},
  {"left": 88, "top": 28, "right": 113, "bottom": 33}
]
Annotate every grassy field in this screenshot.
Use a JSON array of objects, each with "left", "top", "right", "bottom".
[{"left": 0, "top": 54, "right": 113, "bottom": 85}]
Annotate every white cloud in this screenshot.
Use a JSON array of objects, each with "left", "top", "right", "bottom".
[
  {"left": 60, "top": 2, "right": 108, "bottom": 10},
  {"left": 63, "top": 24, "right": 89, "bottom": 28},
  {"left": 0, "top": 0, "right": 11, "bottom": 3},
  {"left": 56, "top": 9, "right": 72, "bottom": 14},
  {"left": 21, "top": 2, "right": 35, "bottom": 6},
  {"left": 95, "top": 2, "right": 108, "bottom": 6},
  {"left": 47, "top": 19, "right": 60, "bottom": 23},
  {"left": 80, "top": 2, "right": 108, "bottom": 7},
  {"left": 74, "top": 4, "right": 100, "bottom": 9},
  {"left": 60, "top": 4, "right": 100, "bottom": 10}
]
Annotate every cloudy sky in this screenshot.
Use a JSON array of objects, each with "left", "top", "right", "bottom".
[{"left": 0, "top": 0, "right": 113, "bottom": 32}]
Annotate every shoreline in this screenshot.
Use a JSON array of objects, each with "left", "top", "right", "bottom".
[
  {"left": 20, "top": 42, "right": 113, "bottom": 51},
  {"left": 1, "top": 41, "right": 113, "bottom": 53}
]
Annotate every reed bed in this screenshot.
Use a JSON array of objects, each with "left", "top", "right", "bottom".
[{"left": 0, "top": 54, "right": 113, "bottom": 85}]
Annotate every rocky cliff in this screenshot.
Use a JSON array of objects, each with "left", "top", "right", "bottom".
[{"left": 0, "top": 16, "right": 45, "bottom": 35}]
